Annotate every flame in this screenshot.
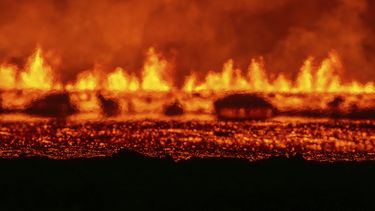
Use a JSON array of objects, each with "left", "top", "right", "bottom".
[
  {"left": 19, "top": 48, "right": 60, "bottom": 90},
  {"left": 66, "top": 71, "right": 99, "bottom": 91},
  {"left": 295, "top": 58, "right": 313, "bottom": 92},
  {"left": 0, "top": 47, "right": 374, "bottom": 94},
  {"left": 186, "top": 60, "right": 251, "bottom": 92},
  {"left": 184, "top": 51, "right": 375, "bottom": 94},
  {"left": 66, "top": 48, "right": 171, "bottom": 92},
  {"left": 141, "top": 48, "right": 171, "bottom": 92},
  {"left": 0, "top": 64, "right": 17, "bottom": 90},
  {"left": 106, "top": 67, "right": 139, "bottom": 92}
]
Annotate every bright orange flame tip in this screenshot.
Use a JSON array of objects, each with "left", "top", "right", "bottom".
[
  {"left": 0, "top": 47, "right": 373, "bottom": 94},
  {"left": 141, "top": 48, "right": 171, "bottom": 92},
  {"left": 19, "top": 47, "right": 56, "bottom": 90}
]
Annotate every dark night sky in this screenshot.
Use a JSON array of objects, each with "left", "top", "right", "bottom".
[{"left": 0, "top": 0, "right": 374, "bottom": 85}]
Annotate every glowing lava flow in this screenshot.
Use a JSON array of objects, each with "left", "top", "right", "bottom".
[{"left": 0, "top": 47, "right": 374, "bottom": 93}]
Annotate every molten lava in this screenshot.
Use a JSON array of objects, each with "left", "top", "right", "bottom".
[
  {"left": 141, "top": 48, "right": 171, "bottom": 92},
  {"left": 106, "top": 68, "right": 139, "bottom": 92},
  {"left": 184, "top": 52, "right": 375, "bottom": 93},
  {"left": 0, "top": 47, "right": 374, "bottom": 94},
  {"left": 19, "top": 48, "right": 60, "bottom": 90},
  {"left": 65, "top": 48, "right": 170, "bottom": 92},
  {"left": 66, "top": 71, "right": 99, "bottom": 91},
  {"left": 0, "top": 64, "right": 17, "bottom": 90}
]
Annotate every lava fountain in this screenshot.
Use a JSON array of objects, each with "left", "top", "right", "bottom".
[{"left": 0, "top": 47, "right": 374, "bottom": 94}]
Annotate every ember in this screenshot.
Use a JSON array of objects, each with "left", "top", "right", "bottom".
[{"left": 0, "top": 119, "right": 374, "bottom": 161}]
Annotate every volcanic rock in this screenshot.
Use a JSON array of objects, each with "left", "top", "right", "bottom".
[
  {"left": 214, "top": 93, "right": 276, "bottom": 120},
  {"left": 346, "top": 103, "right": 375, "bottom": 119},
  {"left": 326, "top": 96, "right": 375, "bottom": 119},
  {"left": 327, "top": 96, "right": 345, "bottom": 109},
  {"left": 97, "top": 93, "right": 121, "bottom": 117},
  {"left": 164, "top": 100, "right": 184, "bottom": 116},
  {"left": 327, "top": 96, "right": 346, "bottom": 118},
  {"left": 25, "top": 92, "right": 78, "bottom": 117}
]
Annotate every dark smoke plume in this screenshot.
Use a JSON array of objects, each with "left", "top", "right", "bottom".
[{"left": 0, "top": 0, "right": 374, "bottom": 85}]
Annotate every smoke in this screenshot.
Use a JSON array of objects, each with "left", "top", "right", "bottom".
[
  {"left": 0, "top": 0, "right": 374, "bottom": 85},
  {"left": 268, "top": 0, "right": 375, "bottom": 82}
]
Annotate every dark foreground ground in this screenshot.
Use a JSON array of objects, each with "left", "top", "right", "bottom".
[
  {"left": 1, "top": 153, "right": 375, "bottom": 210},
  {"left": 0, "top": 118, "right": 375, "bottom": 210}
]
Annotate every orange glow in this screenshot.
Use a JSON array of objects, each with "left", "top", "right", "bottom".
[
  {"left": 67, "top": 48, "right": 171, "bottom": 92},
  {"left": 66, "top": 71, "right": 98, "bottom": 91},
  {"left": 0, "top": 64, "right": 17, "bottom": 90},
  {"left": 295, "top": 58, "right": 313, "bottom": 92},
  {"left": 184, "top": 60, "right": 251, "bottom": 92},
  {"left": 141, "top": 48, "right": 171, "bottom": 92},
  {"left": 0, "top": 47, "right": 374, "bottom": 94},
  {"left": 184, "top": 51, "right": 375, "bottom": 94},
  {"left": 19, "top": 48, "right": 60, "bottom": 90},
  {"left": 106, "top": 67, "right": 140, "bottom": 92}
]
